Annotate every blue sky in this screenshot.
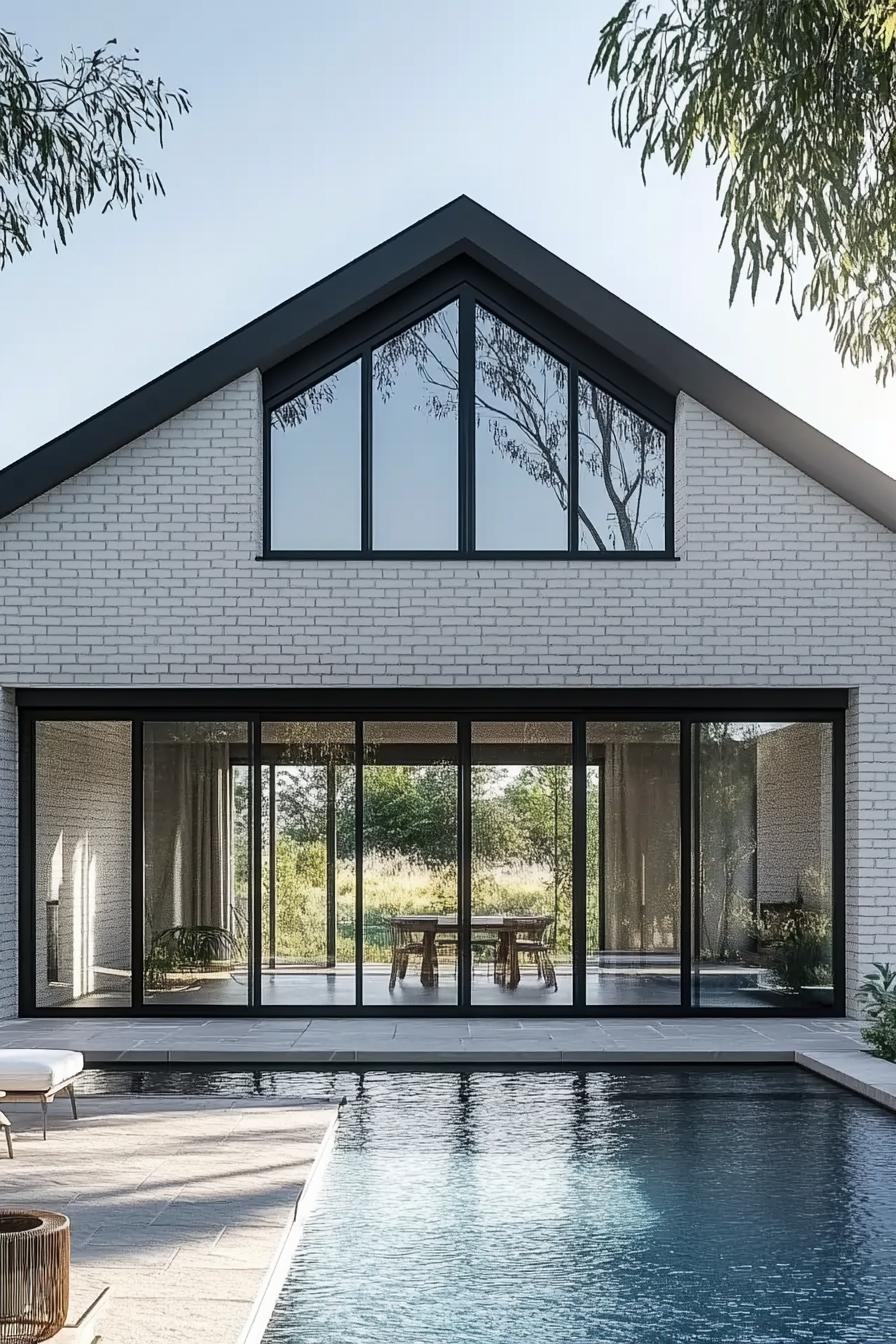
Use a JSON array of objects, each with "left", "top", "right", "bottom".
[{"left": 2, "top": 0, "right": 893, "bottom": 479}]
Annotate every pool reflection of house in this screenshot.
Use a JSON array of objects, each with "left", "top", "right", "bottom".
[{"left": 2, "top": 198, "right": 890, "bottom": 1021}]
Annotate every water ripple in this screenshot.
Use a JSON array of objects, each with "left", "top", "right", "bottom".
[{"left": 81, "top": 1067, "right": 896, "bottom": 1344}]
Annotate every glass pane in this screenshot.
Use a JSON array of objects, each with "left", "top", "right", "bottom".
[
  {"left": 34, "top": 721, "right": 132, "bottom": 1007},
  {"left": 373, "top": 303, "right": 459, "bottom": 549},
  {"left": 363, "top": 722, "right": 458, "bottom": 1006},
  {"left": 475, "top": 308, "right": 569, "bottom": 550},
  {"left": 260, "top": 722, "right": 356, "bottom": 1007},
  {"left": 143, "top": 721, "right": 251, "bottom": 1006},
  {"left": 695, "top": 721, "right": 833, "bottom": 1008},
  {"left": 586, "top": 722, "right": 680, "bottom": 1006},
  {"left": 269, "top": 361, "right": 361, "bottom": 550},
  {"left": 471, "top": 722, "right": 572, "bottom": 1005},
  {"left": 578, "top": 377, "right": 666, "bottom": 550}
]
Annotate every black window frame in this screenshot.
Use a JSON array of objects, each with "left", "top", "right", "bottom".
[
  {"left": 262, "top": 274, "right": 676, "bottom": 560},
  {"left": 18, "top": 687, "right": 846, "bottom": 1019}
]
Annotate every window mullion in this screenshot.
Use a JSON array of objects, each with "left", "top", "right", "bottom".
[
  {"left": 458, "top": 717, "right": 472, "bottom": 1004},
  {"left": 680, "top": 718, "right": 693, "bottom": 1008},
  {"left": 361, "top": 348, "right": 373, "bottom": 552},
  {"left": 130, "top": 720, "right": 144, "bottom": 1010},
  {"left": 568, "top": 363, "right": 579, "bottom": 555},
  {"left": 571, "top": 717, "right": 586, "bottom": 1005},
  {"left": 355, "top": 720, "right": 364, "bottom": 1006},
  {"left": 250, "top": 716, "right": 263, "bottom": 1010},
  {"left": 459, "top": 289, "right": 476, "bottom": 554}
]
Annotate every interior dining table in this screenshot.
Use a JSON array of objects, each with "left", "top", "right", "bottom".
[{"left": 388, "top": 913, "right": 552, "bottom": 989}]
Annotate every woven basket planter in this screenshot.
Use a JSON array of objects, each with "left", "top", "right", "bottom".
[{"left": 0, "top": 1211, "right": 69, "bottom": 1344}]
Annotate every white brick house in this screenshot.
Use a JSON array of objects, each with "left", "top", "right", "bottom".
[{"left": 1, "top": 198, "right": 893, "bottom": 1020}]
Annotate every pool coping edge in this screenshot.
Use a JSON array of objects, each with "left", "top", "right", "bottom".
[
  {"left": 79, "top": 1045, "right": 853, "bottom": 1066},
  {"left": 235, "top": 1104, "right": 342, "bottom": 1344},
  {"left": 794, "top": 1049, "right": 896, "bottom": 1112}
]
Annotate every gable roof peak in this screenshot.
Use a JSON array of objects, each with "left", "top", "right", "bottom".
[{"left": 1, "top": 198, "right": 894, "bottom": 531}]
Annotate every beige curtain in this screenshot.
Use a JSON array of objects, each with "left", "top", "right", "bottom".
[
  {"left": 143, "top": 742, "right": 233, "bottom": 936},
  {"left": 603, "top": 742, "right": 680, "bottom": 952}
]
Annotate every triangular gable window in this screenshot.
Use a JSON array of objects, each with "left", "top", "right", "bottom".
[{"left": 265, "top": 279, "right": 672, "bottom": 558}]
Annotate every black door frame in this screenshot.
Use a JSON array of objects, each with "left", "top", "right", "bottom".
[{"left": 17, "top": 688, "right": 847, "bottom": 1018}]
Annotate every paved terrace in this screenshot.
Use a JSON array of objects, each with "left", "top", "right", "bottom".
[
  {"left": 1, "top": 1096, "right": 338, "bottom": 1344},
  {"left": 1, "top": 1014, "right": 865, "bottom": 1063}
]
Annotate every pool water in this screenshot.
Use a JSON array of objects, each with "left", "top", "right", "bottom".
[{"left": 83, "top": 1067, "right": 896, "bottom": 1344}]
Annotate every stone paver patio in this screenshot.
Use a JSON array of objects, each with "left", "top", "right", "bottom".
[
  {"left": 0, "top": 1095, "right": 338, "bottom": 1344},
  {"left": 0, "top": 1014, "right": 863, "bottom": 1063}
]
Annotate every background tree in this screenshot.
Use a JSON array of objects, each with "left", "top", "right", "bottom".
[
  {"left": 504, "top": 765, "right": 573, "bottom": 945},
  {"left": 578, "top": 377, "right": 664, "bottom": 549},
  {"left": 355, "top": 765, "right": 458, "bottom": 866},
  {"left": 696, "top": 725, "right": 757, "bottom": 960},
  {"left": 377, "top": 307, "right": 666, "bottom": 551},
  {"left": 1, "top": 28, "right": 189, "bottom": 267},
  {"left": 471, "top": 311, "right": 573, "bottom": 530},
  {"left": 592, "top": 1, "right": 896, "bottom": 381}
]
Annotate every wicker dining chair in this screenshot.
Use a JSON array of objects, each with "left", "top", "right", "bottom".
[
  {"left": 513, "top": 916, "right": 558, "bottom": 990},
  {"left": 471, "top": 932, "right": 499, "bottom": 978},
  {"left": 434, "top": 930, "right": 459, "bottom": 978},
  {"left": 388, "top": 921, "right": 430, "bottom": 989}
]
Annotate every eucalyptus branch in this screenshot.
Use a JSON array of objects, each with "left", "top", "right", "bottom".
[
  {"left": 0, "top": 28, "right": 190, "bottom": 267},
  {"left": 592, "top": 0, "right": 896, "bottom": 381}
]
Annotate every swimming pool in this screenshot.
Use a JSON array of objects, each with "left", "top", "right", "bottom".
[{"left": 83, "top": 1067, "right": 896, "bottom": 1343}]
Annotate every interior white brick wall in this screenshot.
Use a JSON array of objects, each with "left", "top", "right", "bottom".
[
  {"left": 33, "top": 720, "right": 131, "bottom": 1007},
  {"left": 1, "top": 371, "right": 894, "bottom": 1014},
  {"left": 757, "top": 723, "right": 832, "bottom": 908}
]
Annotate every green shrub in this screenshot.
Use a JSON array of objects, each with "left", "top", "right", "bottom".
[
  {"left": 734, "top": 896, "right": 832, "bottom": 992},
  {"left": 145, "top": 924, "right": 237, "bottom": 988},
  {"left": 758, "top": 904, "right": 832, "bottom": 993},
  {"left": 861, "top": 1010, "right": 896, "bottom": 1062},
  {"left": 859, "top": 963, "right": 896, "bottom": 1062}
]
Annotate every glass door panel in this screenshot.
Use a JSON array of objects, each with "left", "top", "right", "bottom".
[
  {"left": 361, "top": 722, "right": 458, "bottom": 1006},
  {"left": 260, "top": 721, "right": 356, "bottom": 1007},
  {"left": 586, "top": 722, "right": 681, "bottom": 1007},
  {"left": 34, "top": 720, "right": 132, "bottom": 1008},
  {"left": 694, "top": 721, "right": 833, "bottom": 1009},
  {"left": 143, "top": 720, "right": 251, "bottom": 1006},
  {"left": 471, "top": 722, "right": 572, "bottom": 1006}
]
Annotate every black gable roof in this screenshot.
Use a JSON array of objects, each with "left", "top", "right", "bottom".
[{"left": 2, "top": 195, "right": 894, "bottom": 530}]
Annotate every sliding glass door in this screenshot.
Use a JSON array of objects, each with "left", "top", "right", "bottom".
[
  {"left": 693, "top": 720, "right": 834, "bottom": 1009},
  {"left": 261, "top": 721, "right": 356, "bottom": 1007},
  {"left": 24, "top": 703, "right": 844, "bottom": 1014},
  {"left": 362, "top": 722, "right": 459, "bottom": 1006},
  {"left": 33, "top": 720, "right": 133, "bottom": 1008},
  {"left": 143, "top": 721, "right": 251, "bottom": 1007},
  {"left": 471, "top": 722, "right": 573, "bottom": 1006},
  {"left": 586, "top": 722, "right": 681, "bottom": 1007}
]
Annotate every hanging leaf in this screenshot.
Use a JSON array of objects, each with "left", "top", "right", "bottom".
[
  {"left": 592, "top": 0, "right": 896, "bottom": 382},
  {"left": 0, "top": 27, "right": 190, "bottom": 268}
]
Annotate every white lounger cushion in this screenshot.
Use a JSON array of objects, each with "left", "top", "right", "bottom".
[{"left": 0, "top": 1049, "right": 83, "bottom": 1092}]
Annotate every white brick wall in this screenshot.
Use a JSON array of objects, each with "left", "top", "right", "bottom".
[
  {"left": 0, "top": 690, "right": 16, "bottom": 1018},
  {"left": 1, "top": 371, "right": 894, "bottom": 1013}
]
